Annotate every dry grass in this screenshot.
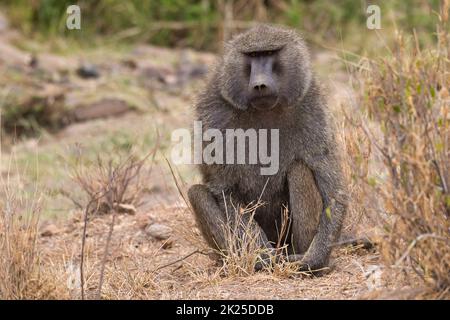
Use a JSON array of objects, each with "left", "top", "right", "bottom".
[
  {"left": 347, "top": 13, "right": 450, "bottom": 297},
  {"left": 0, "top": 155, "right": 78, "bottom": 299},
  {"left": 217, "top": 200, "right": 301, "bottom": 278},
  {"left": 35, "top": 204, "right": 384, "bottom": 300},
  {"left": 0, "top": 161, "right": 42, "bottom": 299}
]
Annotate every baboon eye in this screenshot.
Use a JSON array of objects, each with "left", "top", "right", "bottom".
[
  {"left": 245, "top": 50, "right": 277, "bottom": 58},
  {"left": 244, "top": 63, "right": 251, "bottom": 76},
  {"left": 273, "top": 60, "right": 281, "bottom": 73}
]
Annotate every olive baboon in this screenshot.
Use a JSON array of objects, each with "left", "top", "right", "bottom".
[{"left": 188, "top": 24, "right": 348, "bottom": 272}]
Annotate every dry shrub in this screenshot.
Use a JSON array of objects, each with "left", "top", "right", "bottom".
[
  {"left": 353, "top": 17, "right": 449, "bottom": 295},
  {"left": 70, "top": 152, "right": 154, "bottom": 216},
  {"left": 0, "top": 176, "right": 42, "bottom": 299},
  {"left": 69, "top": 149, "right": 156, "bottom": 299},
  {"left": 339, "top": 103, "right": 377, "bottom": 238}
]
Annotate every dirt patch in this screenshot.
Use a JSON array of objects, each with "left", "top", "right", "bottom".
[{"left": 37, "top": 201, "right": 414, "bottom": 300}]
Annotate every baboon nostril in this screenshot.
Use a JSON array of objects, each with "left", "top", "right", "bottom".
[{"left": 254, "top": 83, "right": 267, "bottom": 91}]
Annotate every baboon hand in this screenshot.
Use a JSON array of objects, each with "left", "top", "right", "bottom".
[
  {"left": 254, "top": 252, "right": 273, "bottom": 271},
  {"left": 286, "top": 251, "right": 330, "bottom": 275}
]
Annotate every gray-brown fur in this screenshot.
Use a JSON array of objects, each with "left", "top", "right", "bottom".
[{"left": 188, "top": 24, "right": 348, "bottom": 272}]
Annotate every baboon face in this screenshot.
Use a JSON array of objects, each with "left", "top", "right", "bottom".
[{"left": 219, "top": 25, "right": 312, "bottom": 111}]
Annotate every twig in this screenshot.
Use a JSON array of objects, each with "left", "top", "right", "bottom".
[
  {"left": 152, "top": 249, "right": 203, "bottom": 272},
  {"left": 432, "top": 159, "right": 448, "bottom": 194},
  {"left": 395, "top": 233, "right": 449, "bottom": 267},
  {"left": 165, "top": 156, "right": 189, "bottom": 208},
  {"left": 275, "top": 206, "right": 290, "bottom": 254},
  {"left": 58, "top": 188, "right": 84, "bottom": 210},
  {"left": 80, "top": 193, "right": 104, "bottom": 300},
  {"left": 330, "top": 236, "right": 374, "bottom": 250},
  {"left": 96, "top": 210, "right": 117, "bottom": 300}
]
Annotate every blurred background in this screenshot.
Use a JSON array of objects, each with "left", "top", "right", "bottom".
[{"left": 1, "top": 0, "right": 442, "bottom": 50}]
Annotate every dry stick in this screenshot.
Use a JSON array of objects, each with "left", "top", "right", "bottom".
[
  {"left": 96, "top": 166, "right": 116, "bottom": 300},
  {"left": 423, "top": 109, "right": 449, "bottom": 195},
  {"left": 58, "top": 188, "right": 84, "bottom": 210},
  {"left": 96, "top": 210, "right": 116, "bottom": 299},
  {"left": 275, "top": 206, "right": 291, "bottom": 255},
  {"left": 80, "top": 194, "right": 104, "bottom": 300},
  {"left": 330, "top": 236, "right": 374, "bottom": 250},
  {"left": 395, "top": 233, "right": 449, "bottom": 267},
  {"left": 250, "top": 177, "right": 270, "bottom": 222},
  {"left": 152, "top": 249, "right": 203, "bottom": 272},
  {"left": 165, "top": 157, "right": 190, "bottom": 208}
]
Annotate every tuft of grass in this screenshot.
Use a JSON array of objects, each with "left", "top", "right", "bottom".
[
  {"left": 0, "top": 161, "right": 42, "bottom": 299},
  {"left": 214, "top": 199, "right": 304, "bottom": 278},
  {"left": 217, "top": 200, "right": 272, "bottom": 276}
]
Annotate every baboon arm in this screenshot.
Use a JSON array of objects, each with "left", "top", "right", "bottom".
[
  {"left": 188, "top": 184, "right": 228, "bottom": 250},
  {"left": 300, "top": 154, "right": 348, "bottom": 271},
  {"left": 288, "top": 162, "right": 323, "bottom": 254}
]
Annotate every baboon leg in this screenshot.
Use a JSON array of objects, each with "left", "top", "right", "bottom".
[
  {"left": 188, "top": 184, "right": 273, "bottom": 255},
  {"left": 287, "top": 162, "right": 323, "bottom": 255}
]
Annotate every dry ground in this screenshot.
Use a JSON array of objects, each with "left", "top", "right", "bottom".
[{"left": 38, "top": 203, "right": 387, "bottom": 300}]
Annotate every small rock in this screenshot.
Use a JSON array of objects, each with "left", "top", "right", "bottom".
[
  {"left": 71, "top": 98, "right": 131, "bottom": 121},
  {"left": 117, "top": 203, "right": 136, "bottom": 215},
  {"left": 76, "top": 63, "right": 100, "bottom": 79},
  {"left": 40, "top": 224, "right": 60, "bottom": 237},
  {"left": 145, "top": 223, "right": 172, "bottom": 240}
]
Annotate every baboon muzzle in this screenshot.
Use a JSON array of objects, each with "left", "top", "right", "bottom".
[{"left": 248, "top": 56, "right": 279, "bottom": 110}]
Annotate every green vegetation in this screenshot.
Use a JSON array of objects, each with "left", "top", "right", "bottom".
[{"left": 1, "top": 0, "right": 443, "bottom": 51}]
